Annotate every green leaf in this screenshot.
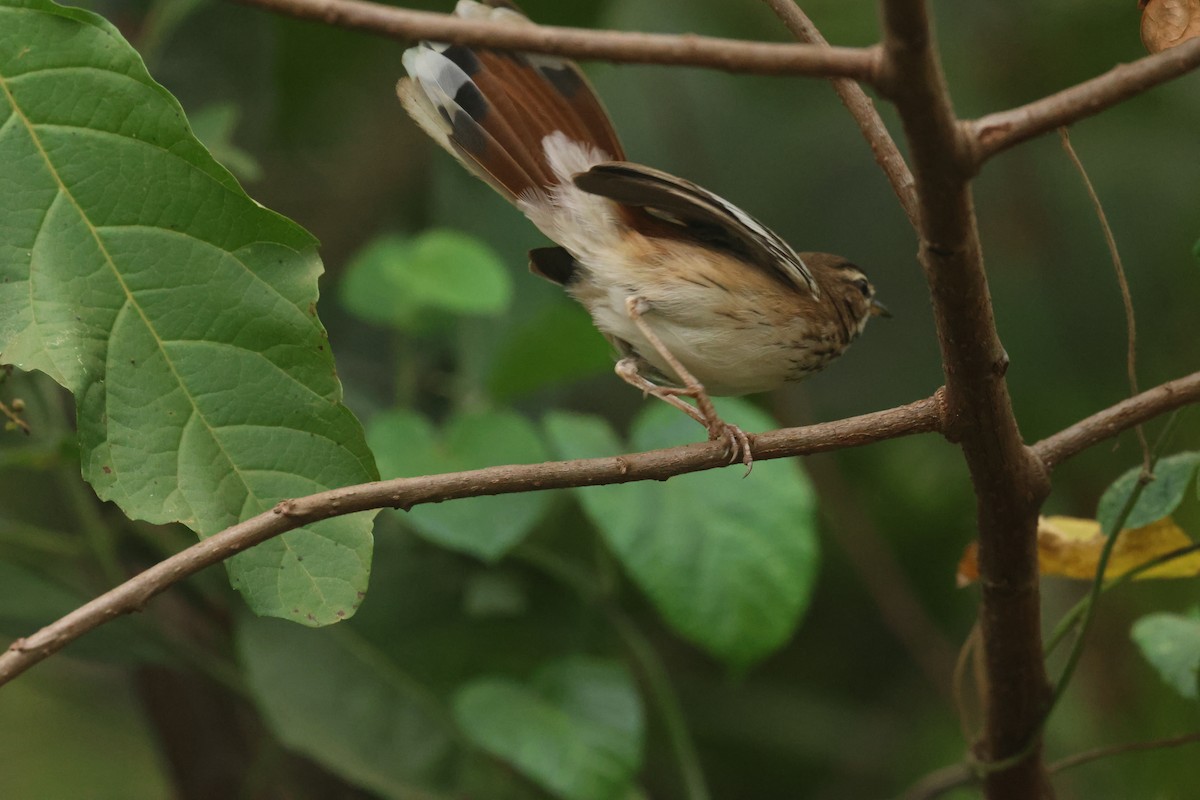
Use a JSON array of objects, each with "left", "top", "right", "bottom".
[
  {"left": 453, "top": 657, "right": 643, "bottom": 800},
  {"left": 237, "top": 615, "right": 459, "bottom": 799},
  {"left": 1131, "top": 611, "right": 1200, "bottom": 700},
  {"left": 369, "top": 409, "right": 551, "bottom": 560},
  {"left": 544, "top": 400, "right": 820, "bottom": 669},
  {"left": 340, "top": 230, "right": 512, "bottom": 330},
  {"left": 0, "top": 0, "right": 377, "bottom": 625},
  {"left": 488, "top": 301, "right": 612, "bottom": 400},
  {"left": 1097, "top": 452, "right": 1200, "bottom": 534}
]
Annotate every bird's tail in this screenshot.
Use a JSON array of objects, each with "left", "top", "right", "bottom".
[{"left": 397, "top": 0, "right": 625, "bottom": 205}]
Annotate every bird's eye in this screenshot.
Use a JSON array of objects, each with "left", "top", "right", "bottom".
[{"left": 853, "top": 277, "right": 871, "bottom": 298}]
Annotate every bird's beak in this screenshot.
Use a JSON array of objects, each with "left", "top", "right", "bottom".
[{"left": 869, "top": 299, "right": 892, "bottom": 318}]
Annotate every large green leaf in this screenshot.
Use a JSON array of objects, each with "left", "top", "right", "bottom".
[
  {"left": 237, "top": 615, "right": 459, "bottom": 798},
  {"left": 1131, "top": 611, "right": 1200, "bottom": 700},
  {"left": 0, "top": 0, "right": 377, "bottom": 624},
  {"left": 453, "top": 657, "right": 643, "bottom": 800},
  {"left": 369, "top": 409, "right": 551, "bottom": 560},
  {"left": 545, "top": 400, "right": 820, "bottom": 669}
]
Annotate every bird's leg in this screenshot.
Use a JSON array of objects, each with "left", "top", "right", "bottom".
[
  {"left": 617, "top": 296, "right": 753, "bottom": 470},
  {"left": 614, "top": 359, "right": 708, "bottom": 425}
]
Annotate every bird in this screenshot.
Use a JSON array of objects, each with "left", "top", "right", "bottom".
[{"left": 396, "top": 0, "right": 887, "bottom": 468}]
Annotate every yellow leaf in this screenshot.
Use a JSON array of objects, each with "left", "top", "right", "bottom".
[
  {"left": 1038, "top": 516, "right": 1200, "bottom": 580},
  {"left": 956, "top": 516, "right": 1200, "bottom": 586}
]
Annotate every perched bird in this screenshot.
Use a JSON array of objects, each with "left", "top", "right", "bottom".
[{"left": 397, "top": 0, "right": 887, "bottom": 467}]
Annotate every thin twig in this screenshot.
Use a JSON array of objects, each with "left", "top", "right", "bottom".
[
  {"left": 0, "top": 395, "right": 945, "bottom": 687},
  {"left": 609, "top": 611, "right": 712, "bottom": 800},
  {"left": 226, "top": 0, "right": 882, "bottom": 78},
  {"left": 969, "top": 37, "right": 1200, "bottom": 163},
  {"left": 895, "top": 762, "right": 974, "bottom": 800},
  {"left": 759, "top": 0, "right": 918, "bottom": 225},
  {"left": 517, "top": 546, "right": 711, "bottom": 800},
  {"left": 1043, "top": 541, "right": 1200, "bottom": 659},
  {"left": 897, "top": 729, "right": 1200, "bottom": 800},
  {"left": 1044, "top": 459, "right": 1159, "bottom": 733},
  {"left": 1047, "top": 730, "right": 1200, "bottom": 774},
  {"left": 0, "top": 398, "right": 30, "bottom": 434},
  {"left": 807, "top": 457, "right": 958, "bottom": 697},
  {"left": 1058, "top": 128, "right": 1150, "bottom": 474},
  {"left": 1033, "top": 371, "right": 1200, "bottom": 469},
  {"left": 952, "top": 621, "right": 984, "bottom": 745}
]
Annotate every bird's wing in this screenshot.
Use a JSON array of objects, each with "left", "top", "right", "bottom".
[{"left": 573, "top": 162, "right": 817, "bottom": 295}]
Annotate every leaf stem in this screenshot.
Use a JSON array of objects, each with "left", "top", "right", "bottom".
[
  {"left": 515, "top": 545, "right": 711, "bottom": 800},
  {"left": 1043, "top": 541, "right": 1200, "bottom": 657},
  {"left": 1044, "top": 473, "right": 1152, "bottom": 715},
  {"left": 1058, "top": 128, "right": 1149, "bottom": 474},
  {"left": 607, "top": 611, "right": 712, "bottom": 800}
]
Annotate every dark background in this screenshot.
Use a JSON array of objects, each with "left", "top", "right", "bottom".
[{"left": 1, "top": 0, "right": 1198, "bottom": 797}]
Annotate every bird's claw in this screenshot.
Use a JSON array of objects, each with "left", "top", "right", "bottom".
[{"left": 709, "top": 421, "right": 753, "bottom": 475}]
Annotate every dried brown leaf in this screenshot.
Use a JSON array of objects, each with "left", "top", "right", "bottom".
[{"left": 1140, "top": 0, "right": 1200, "bottom": 54}]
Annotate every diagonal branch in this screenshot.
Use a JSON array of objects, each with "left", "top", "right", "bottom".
[
  {"left": 1047, "top": 730, "right": 1200, "bottom": 775},
  {"left": 227, "top": 0, "right": 882, "bottom": 78},
  {"left": 0, "top": 394, "right": 945, "bottom": 688},
  {"left": 760, "top": 0, "right": 919, "bottom": 225},
  {"left": 969, "top": 36, "right": 1200, "bottom": 164},
  {"left": 1033, "top": 371, "right": 1200, "bottom": 469}
]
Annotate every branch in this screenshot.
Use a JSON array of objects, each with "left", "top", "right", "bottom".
[
  {"left": 227, "top": 0, "right": 881, "bottom": 78},
  {"left": 0, "top": 395, "right": 943, "bottom": 687},
  {"left": 760, "top": 0, "right": 919, "bottom": 226},
  {"left": 1047, "top": 730, "right": 1200, "bottom": 775},
  {"left": 896, "top": 762, "right": 974, "bottom": 800},
  {"left": 1033, "top": 371, "right": 1200, "bottom": 469},
  {"left": 969, "top": 36, "right": 1200, "bottom": 163},
  {"left": 897, "top": 729, "right": 1200, "bottom": 800},
  {"left": 878, "top": 1, "right": 1053, "bottom": 796}
]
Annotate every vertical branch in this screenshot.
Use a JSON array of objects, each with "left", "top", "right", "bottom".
[{"left": 875, "top": 1, "right": 1053, "bottom": 797}]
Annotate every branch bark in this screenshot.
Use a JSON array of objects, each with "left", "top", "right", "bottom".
[
  {"left": 969, "top": 36, "right": 1200, "bottom": 164},
  {"left": 877, "top": 1, "right": 1053, "bottom": 796},
  {"left": 0, "top": 395, "right": 944, "bottom": 687},
  {"left": 1033, "top": 371, "right": 1200, "bottom": 469},
  {"left": 7, "top": 360, "right": 1192, "bottom": 692},
  {"left": 227, "top": 0, "right": 882, "bottom": 78}
]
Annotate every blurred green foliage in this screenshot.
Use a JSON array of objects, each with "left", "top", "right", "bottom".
[
  {"left": 341, "top": 230, "right": 513, "bottom": 330},
  {"left": 1, "top": 0, "right": 1199, "bottom": 798},
  {"left": 1131, "top": 610, "right": 1200, "bottom": 700}
]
